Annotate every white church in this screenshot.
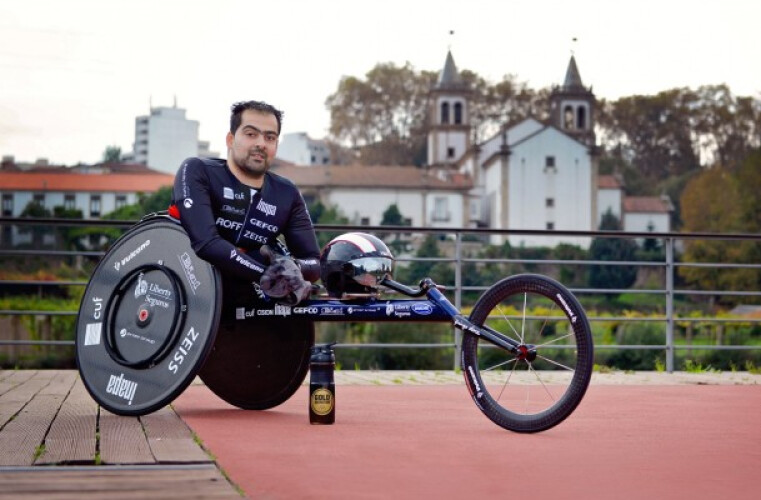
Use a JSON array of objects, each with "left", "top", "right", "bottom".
[
  {"left": 427, "top": 50, "right": 672, "bottom": 248},
  {"left": 280, "top": 51, "right": 672, "bottom": 248}
]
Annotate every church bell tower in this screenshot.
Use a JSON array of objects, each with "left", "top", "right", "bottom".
[
  {"left": 549, "top": 55, "right": 596, "bottom": 146},
  {"left": 427, "top": 50, "right": 471, "bottom": 167}
]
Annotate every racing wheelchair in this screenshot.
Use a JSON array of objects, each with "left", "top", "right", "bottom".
[{"left": 76, "top": 213, "right": 594, "bottom": 433}]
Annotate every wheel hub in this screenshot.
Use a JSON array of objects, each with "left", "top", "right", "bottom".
[{"left": 516, "top": 344, "right": 537, "bottom": 362}]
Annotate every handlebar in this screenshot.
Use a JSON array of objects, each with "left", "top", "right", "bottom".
[{"left": 380, "top": 277, "right": 443, "bottom": 298}]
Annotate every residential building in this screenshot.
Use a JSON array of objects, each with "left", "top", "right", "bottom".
[
  {"left": 124, "top": 103, "right": 217, "bottom": 174},
  {"left": 0, "top": 162, "right": 174, "bottom": 246},
  {"left": 273, "top": 164, "right": 471, "bottom": 229}
]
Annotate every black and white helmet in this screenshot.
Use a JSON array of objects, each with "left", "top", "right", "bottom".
[{"left": 320, "top": 232, "right": 394, "bottom": 297}]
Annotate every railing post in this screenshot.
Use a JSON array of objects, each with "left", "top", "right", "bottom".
[
  {"left": 454, "top": 231, "right": 463, "bottom": 371},
  {"left": 665, "top": 237, "right": 675, "bottom": 373}
]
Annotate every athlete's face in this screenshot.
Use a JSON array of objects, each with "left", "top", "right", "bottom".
[{"left": 227, "top": 109, "right": 279, "bottom": 180}]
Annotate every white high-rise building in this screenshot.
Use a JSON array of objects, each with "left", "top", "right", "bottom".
[
  {"left": 126, "top": 103, "right": 217, "bottom": 174},
  {"left": 276, "top": 132, "right": 331, "bottom": 165}
]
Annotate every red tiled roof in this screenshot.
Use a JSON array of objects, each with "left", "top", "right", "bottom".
[
  {"left": 0, "top": 172, "right": 174, "bottom": 192},
  {"left": 598, "top": 174, "right": 623, "bottom": 189},
  {"left": 623, "top": 196, "right": 673, "bottom": 213},
  {"left": 272, "top": 165, "right": 472, "bottom": 190}
]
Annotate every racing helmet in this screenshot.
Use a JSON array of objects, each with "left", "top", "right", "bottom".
[{"left": 320, "top": 232, "right": 394, "bottom": 297}]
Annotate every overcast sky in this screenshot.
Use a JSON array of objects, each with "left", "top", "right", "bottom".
[{"left": 1, "top": 0, "right": 759, "bottom": 166}]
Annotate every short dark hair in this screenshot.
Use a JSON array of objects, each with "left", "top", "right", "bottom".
[{"left": 230, "top": 100, "right": 283, "bottom": 135}]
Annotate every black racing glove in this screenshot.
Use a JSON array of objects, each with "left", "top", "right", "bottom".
[{"left": 259, "top": 245, "right": 312, "bottom": 305}]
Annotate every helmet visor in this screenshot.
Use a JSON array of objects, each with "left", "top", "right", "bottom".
[{"left": 350, "top": 257, "right": 394, "bottom": 287}]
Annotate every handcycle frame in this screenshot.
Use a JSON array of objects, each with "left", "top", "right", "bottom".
[
  {"left": 75, "top": 213, "right": 593, "bottom": 433},
  {"left": 252, "top": 278, "right": 523, "bottom": 355}
]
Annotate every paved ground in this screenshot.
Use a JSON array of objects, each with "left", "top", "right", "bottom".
[{"left": 175, "top": 371, "right": 761, "bottom": 499}]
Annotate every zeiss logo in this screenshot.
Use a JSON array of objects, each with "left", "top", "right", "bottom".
[{"left": 256, "top": 199, "right": 277, "bottom": 217}]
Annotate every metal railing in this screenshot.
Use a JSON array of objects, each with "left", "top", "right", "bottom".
[{"left": 2, "top": 216, "right": 761, "bottom": 372}]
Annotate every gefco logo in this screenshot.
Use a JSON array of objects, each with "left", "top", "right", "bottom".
[
  {"left": 114, "top": 239, "right": 150, "bottom": 271},
  {"left": 256, "top": 199, "right": 277, "bottom": 217},
  {"left": 106, "top": 373, "right": 138, "bottom": 406}
]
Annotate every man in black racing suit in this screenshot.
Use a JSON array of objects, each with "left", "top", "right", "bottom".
[{"left": 170, "top": 100, "right": 320, "bottom": 305}]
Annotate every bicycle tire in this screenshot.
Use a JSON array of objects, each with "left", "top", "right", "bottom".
[{"left": 461, "top": 274, "right": 593, "bottom": 432}]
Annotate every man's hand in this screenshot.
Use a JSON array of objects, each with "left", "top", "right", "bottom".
[{"left": 259, "top": 246, "right": 312, "bottom": 305}]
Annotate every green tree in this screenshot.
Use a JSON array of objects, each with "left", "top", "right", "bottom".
[
  {"left": 308, "top": 201, "right": 350, "bottom": 248},
  {"left": 325, "top": 62, "right": 436, "bottom": 166},
  {"left": 19, "top": 201, "right": 52, "bottom": 248},
  {"left": 396, "top": 234, "right": 452, "bottom": 286},
  {"left": 379, "top": 204, "right": 410, "bottom": 254},
  {"left": 597, "top": 89, "right": 701, "bottom": 191},
  {"left": 679, "top": 151, "right": 761, "bottom": 306},
  {"left": 102, "top": 145, "right": 122, "bottom": 163},
  {"left": 691, "top": 85, "right": 761, "bottom": 170},
  {"left": 588, "top": 210, "right": 637, "bottom": 295}
]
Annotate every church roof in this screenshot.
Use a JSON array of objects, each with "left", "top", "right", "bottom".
[
  {"left": 563, "top": 55, "right": 584, "bottom": 90},
  {"left": 272, "top": 164, "right": 472, "bottom": 191},
  {"left": 623, "top": 196, "right": 673, "bottom": 213},
  {"left": 435, "top": 51, "right": 462, "bottom": 90},
  {"left": 598, "top": 175, "right": 624, "bottom": 189}
]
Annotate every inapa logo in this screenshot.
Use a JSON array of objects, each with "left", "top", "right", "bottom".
[
  {"left": 256, "top": 199, "right": 277, "bottom": 216},
  {"left": 106, "top": 373, "right": 138, "bottom": 405}
]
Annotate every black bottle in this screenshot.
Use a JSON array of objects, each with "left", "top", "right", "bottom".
[{"left": 309, "top": 343, "right": 336, "bottom": 424}]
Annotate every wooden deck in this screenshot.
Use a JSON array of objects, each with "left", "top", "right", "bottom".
[{"left": 0, "top": 370, "right": 241, "bottom": 499}]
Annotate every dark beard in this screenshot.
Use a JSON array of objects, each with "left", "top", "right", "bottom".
[{"left": 235, "top": 149, "right": 269, "bottom": 176}]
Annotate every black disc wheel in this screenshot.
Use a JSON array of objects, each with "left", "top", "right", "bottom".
[
  {"left": 199, "top": 277, "right": 313, "bottom": 410},
  {"left": 75, "top": 215, "right": 222, "bottom": 416},
  {"left": 461, "top": 274, "right": 594, "bottom": 433}
]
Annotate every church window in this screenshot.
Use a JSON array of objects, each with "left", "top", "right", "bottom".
[
  {"left": 546, "top": 222, "right": 555, "bottom": 230},
  {"left": 447, "top": 147, "right": 456, "bottom": 159},
  {"left": 577, "top": 106, "right": 586, "bottom": 129},
  {"left": 546, "top": 156, "right": 555, "bottom": 168},
  {"left": 563, "top": 106, "right": 574, "bottom": 129},
  {"left": 546, "top": 198, "right": 555, "bottom": 208},
  {"left": 454, "top": 102, "right": 463, "bottom": 124},
  {"left": 441, "top": 102, "right": 450, "bottom": 124}
]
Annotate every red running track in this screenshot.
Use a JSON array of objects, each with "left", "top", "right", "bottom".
[{"left": 174, "top": 384, "right": 761, "bottom": 499}]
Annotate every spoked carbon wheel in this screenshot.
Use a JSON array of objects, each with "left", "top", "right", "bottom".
[{"left": 461, "top": 274, "right": 593, "bottom": 433}]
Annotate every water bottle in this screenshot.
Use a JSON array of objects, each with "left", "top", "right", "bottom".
[{"left": 309, "top": 343, "right": 336, "bottom": 424}]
